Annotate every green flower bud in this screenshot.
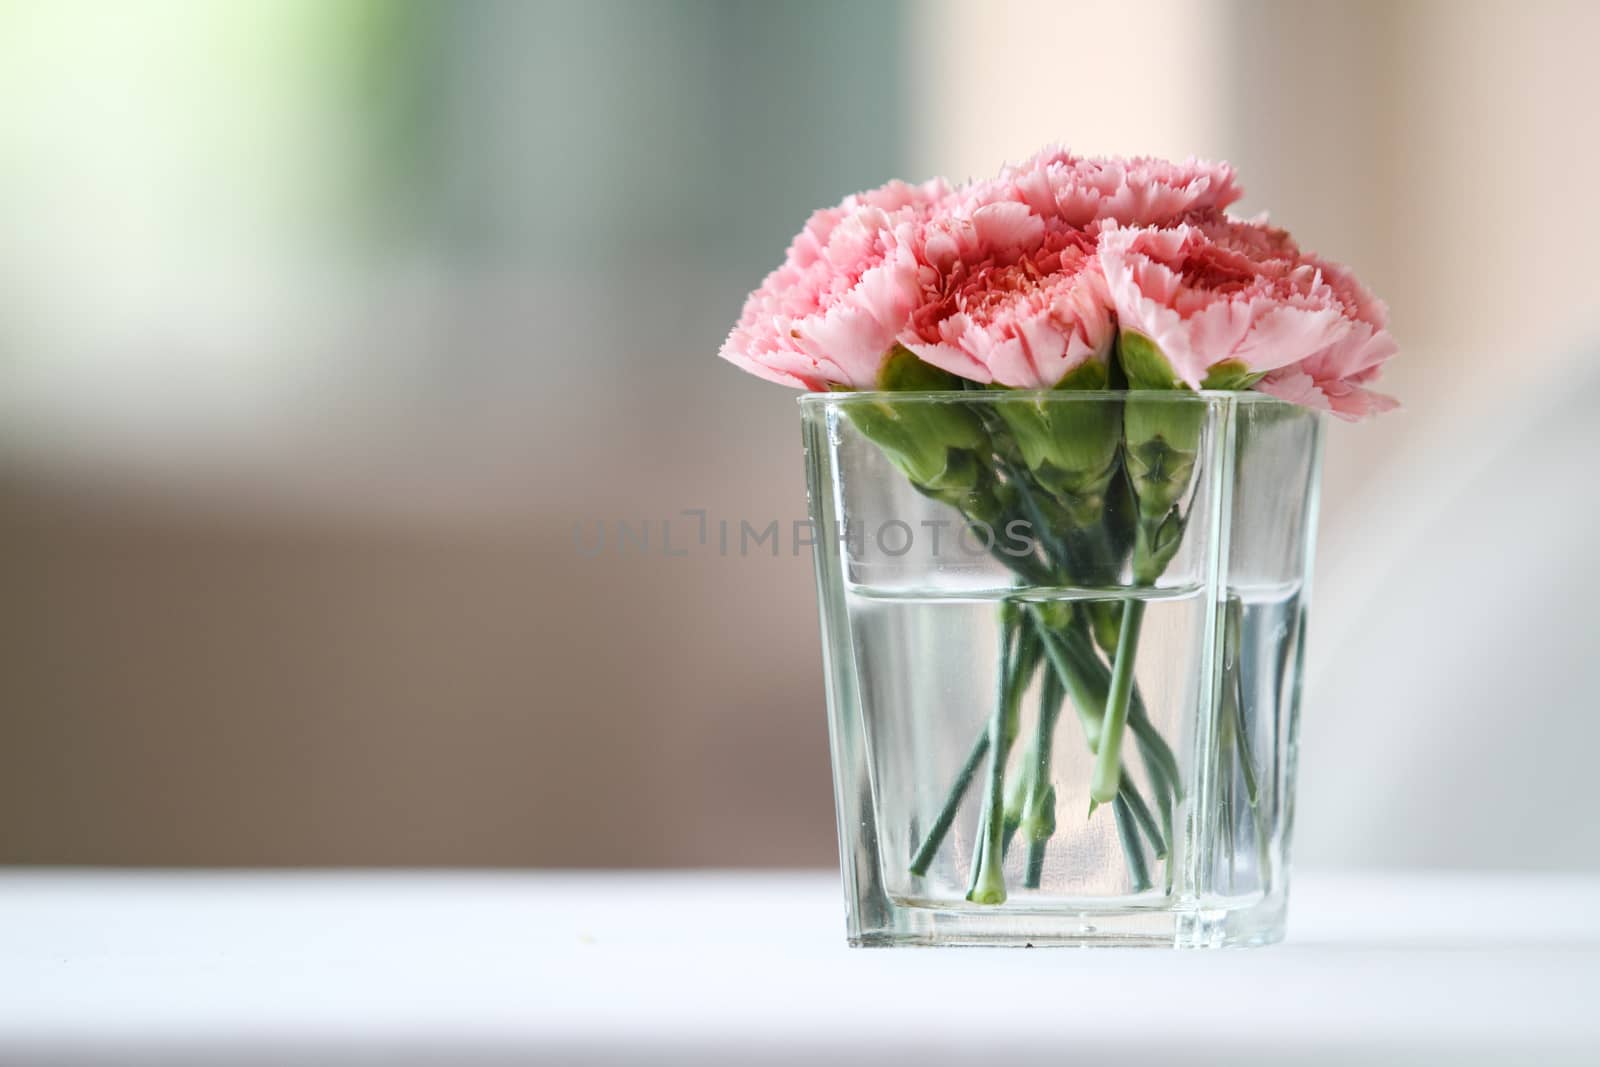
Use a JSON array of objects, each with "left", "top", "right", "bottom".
[
  {"left": 1115, "top": 329, "right": 1206, "bottom": 586},
  {"left": 994, "top": 358, "right": 1119, "bottom": 527},
  {"left": 1122, "top": 329, "right": 1268, "bottom": 392},
  {"left": 840, "top": 346, "right": 989, "bottom": 494},
  {"left": 1123, "top": 395, "right": 1202, "bottom": 521},
  {"left": 1117, "top": 331, "right": 1202, "bottom": 523},
  {"left": 1116, "top": 330, "right": 1187, "bottom": 391}
]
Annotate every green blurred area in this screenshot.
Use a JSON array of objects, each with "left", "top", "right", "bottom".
[{"left": 0, "top": 0, "right": 907, "bottom": 387}]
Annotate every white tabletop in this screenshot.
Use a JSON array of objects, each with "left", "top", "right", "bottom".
[{"left": 1, "top": 870, "right": 1597, "bottom": 1066}]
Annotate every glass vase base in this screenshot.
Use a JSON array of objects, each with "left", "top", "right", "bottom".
[{"left": 848, "top": 893, "right": 1287, "bottom": 948}]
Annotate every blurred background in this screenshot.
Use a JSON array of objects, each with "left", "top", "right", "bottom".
[{"left": 2, "top": 0, "right": 1597, "bottom": 871}]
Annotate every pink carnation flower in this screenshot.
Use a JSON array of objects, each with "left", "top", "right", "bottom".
[
  {"left": 718, "top": 150, "right": 1397, "bottom": 414},
  {"left": 1256, "top": 256, "right": 1399, "bottom": 418},
  {"left": 1099, "top": 218, "right": 1358, "bottom": 389},
  {"left": 977, "top": 146, "right": 1243, "bottom": 229},
  {"left": 906, "top": 199, "right": 1047, "bottom": 276},
  {"left": 1101, "top": 218, "right": 1399, "bottom": 417},
  {"left": 899, "top": 221, "right": 1114, "bottom": 389},
  {"left": 785, "top": 179, "right": 952, "bottom": 273},
  {"left": 1255, "top": 334, "right": 1399, "bottom": 419},
  {"left": 718, "top": 179, "right": 951, "bottom": 389}
]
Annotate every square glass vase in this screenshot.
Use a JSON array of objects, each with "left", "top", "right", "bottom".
[{"left": 800, "top": 390, "right": 1323, "bottom": 947}]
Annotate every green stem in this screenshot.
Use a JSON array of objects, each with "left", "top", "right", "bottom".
[
  {"left": 912, "top": 609, "right": 1032, "bottom": 879},
  {"left": 914, "top": 437, "right": 1180, "bottom": 894},
  {"left": 1137, "top": 733, "right": 1176, "bottom": 857},
  {"left": 1028, "top": 610, "right": 1104, "bottom": 750},
  {"left": 1118, "top": 775, "right": 1167, "bottom": 860},
  {"left": 1112, "top": 795, "right": 1152, "bottom": 892},
  {"left": 1000, "top": 633, "right": 1047, "bottom": 859},
  {"left": 1226, "top": 606, "right": 1260, "bottom": 808},
  {"left": 1024, "top": 674, "right": 1064, "bottom": 829},
  {"left": 1024, "top": 836, "right": 1048, "bottom": 888},
  {"left": 878, "top": 399, "right": 1201, "bottom": 906},
  {"left": 1052, "top": 615, "right": 1182, "bottom": 804},
  {"left": 1225, "top": 598, "right": 1271, "bottom": 882},
  {"left": 1128, "top": 709, "right": 1183, "bottom": 803},
  {"left": 1060, "top": 618, "right": 1179, "bottom": 869},
  {"left": 1089, "top": 599, "right": 1146, "bottom": 809},
  {"left": 967, "top": 701, "right": 1013, "bottom": 905},
  {"left": 1001, "top": 774, "right": 1027, "bottom": 859},
  {"left": 909, "top": 730, "right": 988, "bottom": 877},
  {"left": 1019, "top": 670, "right": 1064, "bottom": 889},
  {"left": 1220, "top": 733, "right": 1237, "bottom": 893},
  {"left": 966, "top": 608, "right": 1027, "bottom": 904},
  {"left": 1031, "top": 608, "right": 1173, "bottom": 881}
]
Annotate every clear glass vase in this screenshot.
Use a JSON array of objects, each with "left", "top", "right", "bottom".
[{"left": 800, "top": 390, "right": 1323, "bottom": 947}]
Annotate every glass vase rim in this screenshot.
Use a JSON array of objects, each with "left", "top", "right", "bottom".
[{"left": 797, "top": 388, "right": 1310, "bottom": 409}]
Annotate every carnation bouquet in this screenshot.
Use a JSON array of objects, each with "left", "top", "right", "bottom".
[{"left": 721, "top": 148, "right": 1395, "bottom": 945}]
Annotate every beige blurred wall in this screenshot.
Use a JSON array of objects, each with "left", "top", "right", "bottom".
[
  {"left": 0, "top": 456, "right": 833, "bottom": 865},
  {"left": 4, "top": 0, "right": 1598, "bottom": 868},
  {"left": 0, "top": 0, "right": 888, "bottom": 867},
  {"left": 1218, "top": 0, "right": 1600, "bottom": 868}
]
